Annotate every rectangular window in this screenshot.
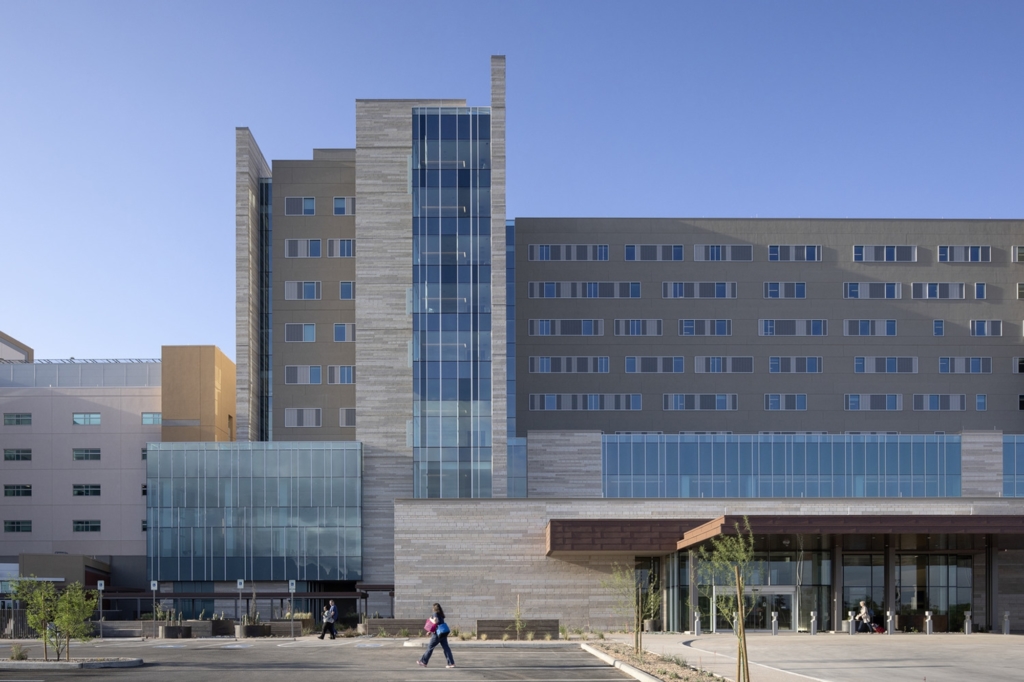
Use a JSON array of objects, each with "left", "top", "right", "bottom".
[
  {"left": 528, "top": 281, "right": 641, "bottom": 298},
  {"left": 763, "top": 282, "right": 806, "bottom": 299},
  {"left": 3, "top": 449, "right": 31, "bottom": 461},
  {"left": 141, "top": 412, "right": 162, "bottom": 425},
  {"left": 327, "top": 239, "right": 355, "bottom": 258},
  {"left": 284, "top": 408, "right": 322, "bottom": 427},
  {"left": 768, "top": 357, "right": 823, "bottom": 373},
  {"left": 853, "top": 245, "right": 917, "bottom": 262},
  {"left": 3, "top": 485, "right": 31, "bottom": 497},
  {"left": 853, "top": 357, "right": 918, "bottom": 373},
  {"left": 141, "top": 447, "right": 147, "bottom": 460},
  {"left": 529, "top": 394, "right": 642, "bottom": 411},
  {"left": 844, "top": 319, "right": 897, "bottom": 336},
  {"left": 693, "top": 244, "right": 753, "bottom": 261},
  {"left": 938, "top": 357, "right": 992, "bottom": 374},
  {"left": 911, "top": 282, "right": 966, "bottom": 299},
  {"left": 72, "top": 484, "right": 101, "bottom": 496},
  {"left": 284, "top": 281, "right": 322, "bottom": 300},
  {"left": 759, "top": 319, "right": 827, "bottom": 336},
  {"left": 72, "top": 413, "right": 100, "bottom": 425},
  {"left": 529, "top": 357, "right": 611, "bottom": 373},
  {"left": 3, "top": 413, "right": 31, "bottom": 426},
  {"left": 142, "top": 519, "right": 147, "bottom": 532},
  {"left": 975, "top": 282, "right": 987, "bottom": 299},
  {"left": 284, "top": 239, "right": 322, "bottom": 258},
  {"left": 328, "top": 365, "right": 355, "bottom": 384},
  {"left": 527, "top": 319, "right": 604, "bottom": 336},
  {"left": 845, "top": 394, "right": 903, "bottom": 411},
  {"left": 528, "top": 244, "right": 609, "bottom": 261},
  {"left": 970, "top": 320, "right": 1002, "bottom": 336},
  {"left": 694, "top": 356, "right": 753, "bottom": 373},
  {"left": 678, "top": 319, "right": 732, "bottom": 336},
  {"left": 913, "top": 394, "right": 967, "bottom": 411},
  {"left": 764, "top": 394, "right": 807, "bottom": 411},
  {"left": 614, "top": 319, "right": 663, "bottom": 336},
  {"left": 72, "top": 520, "right": 101, "bottom": 532},
  {"left": 284, "top": 323, "right": 316, "bottom": 342},
  {"left": 844, "top": 282, "right": 901, "bottom": 299},
  {"left": 284, "top": 365, "right": 322, "bottom": 384},
  {"left": 663, "top": 282, "right": 738, "bottom": 299},
  {"left": 340, "top": 408, "right": 356, "bottom": 427},
  {"left": 285, "top": 197, "right": 315, "bottom": 216},
  {"left": 624, "top": 244, "right": 684, "bottom": 261},
  {"left": 933, "top": 320, "right": 944, "bottom": 336},
  {"left": 976, "top": 394, "right": 987, "bottom": 411},
  {"left": 333, "top": 323, "right": 355, "bottom": 342},
  {"left": 339, "top": 282, "right": 355, "bottom": 300},
  {"left": 333, "top": 196, "right": 356, "bottom": 215},
  {"left": 938, "top": 245, "right": 991, "bottom": 263},
  {"left": 3, "top": 520, "right": 31, "bottom": 533},
  {"left": 768, "top": 245, "right": 821, "bottom": 262},
  {"left": 142, "top": 484, "right": 147, "bottom": 496},
  {"left": 662, "top": 394, "right": 739, "bottom": 411},
  {"left": 72, "top": 448, "right": 101, "bottom": 461}
]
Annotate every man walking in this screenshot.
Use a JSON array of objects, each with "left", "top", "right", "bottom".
[{"left": 318, "top": 600, "right": 337, "bottom": 640}]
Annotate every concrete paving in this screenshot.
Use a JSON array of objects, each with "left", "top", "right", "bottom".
[
  {"left": 624, "top": 631, "right": 1024, "bottom": 682},
  {"left": 0, "top": 636, "right": 632, "bottom": 682}
]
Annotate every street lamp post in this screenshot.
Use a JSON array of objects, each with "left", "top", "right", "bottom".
[
  {"left": 289, "top": 580, "right": 296, "bottom": 640},
  {"left": 97, "top": 580, "right": 105, "bottom": 640}
]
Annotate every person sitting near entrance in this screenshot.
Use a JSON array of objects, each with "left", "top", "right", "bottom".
[{"left": 856, "top": 601, "right": 874, "bottom": 633}]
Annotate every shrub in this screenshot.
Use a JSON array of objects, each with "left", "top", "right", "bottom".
[
  {"left": 480, "top": 633, "right": 488, "bottom": 641},
  {"left": 9, "top": 644, "right": 28, "bottom": 661},
  {"left": 501, "top": 633, "right": 510, "bottom": 641},
  {"left": 525, "top": 631, "right": 534, "bottom": 641},
  {"left": 398, "top": 628, "right": 409, "bottom": 637},
  {"left": 544, "top": 633, "right": 552, "bottom": 641},
  {"left": 377, "top": 628, "right": 389, "bottom": 638}
]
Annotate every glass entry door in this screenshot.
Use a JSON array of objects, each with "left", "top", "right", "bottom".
[{"left": 712, "top": 586, "right": 796, "bottom": 631}]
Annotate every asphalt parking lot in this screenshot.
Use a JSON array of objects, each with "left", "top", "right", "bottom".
[{"left": 0, "top": 637, "right": 632, "bottom": 682}]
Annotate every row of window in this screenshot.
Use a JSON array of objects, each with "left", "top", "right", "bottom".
[
  {"left": 2, "top": 412, "right": 161, "bottom": 427},
  {"left": 283, "top": 197, "right": 355, "bottom": 216},
  {"left": 284, "top": 365, "right": 355, "bottom": 385},
  {"left": 283, "top": 238, "right": 356, "bottom": 258},
  {"left": 3, "top": 520, "right": 148, "bottom": 533},
  {"left": 527, "top": 317, "right": 1013, "bottom": 337},
  {"left": 284, "top": 323, "right": 355, "bottom": 342},
  {"left": 282, "top": 408, "right": 356, "bottom": 428},
  {"left": 529, "top": 393, "right": 1004, "bottom": 412},
  {"left": 529, "top": 280, "right": 1024, "bottom": 300},
  {"left": 527, "top": 355, "right": 1013, "bottom": 375},
  {"left": 283, "top": 281, "right": 357, "bottom": 301},
  {"left": 527, "top": 244, "right": 1024, "bottom": 263},
  {"left": 4, "top": 484, "right": 146, "bottom": 497},
  {"left": 4, "top": 448, "right": 153, "bottom": 461}
]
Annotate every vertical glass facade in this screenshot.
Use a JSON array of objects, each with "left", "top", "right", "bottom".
[
  {"left": 506, "top": 218, "right": 528, "bottom": 497},
  {"left": 258, "top": 178, "right": 273, "bottom": 442},
  {"left": 1003, "top": 435, "right": 1024, "bottom": 496},
  {"left": 603, "top": 434, "right": 962, "bottom": 498},
  {"left": 411, "top": 107, "right": 493, "bottom": 498},
  {"left": 147, "top": 442, "right": 361, "bottom": 581}
]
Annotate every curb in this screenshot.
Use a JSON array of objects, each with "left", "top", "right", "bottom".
[
  {"left": 403, "top": 639, "right": 576, "bottom": 648},
  {"left": 0, "top": 658, "right": 143, "bottom": 670},
  {"left": 580, "top": 643, "right": 664, "bottom": 682}
]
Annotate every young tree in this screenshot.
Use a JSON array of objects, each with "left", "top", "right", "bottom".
[
  {"left": 600, "top": 562, "right": 661, "bottom": 657},
  {"left": 53, "top": 582, "right": 98, "bottom": 660},
  {"left": 695, "top": 517, "right": 756, "bottom": 682},
  {"left": 12, "top": 578, "right": 57, "bottom": 661}
]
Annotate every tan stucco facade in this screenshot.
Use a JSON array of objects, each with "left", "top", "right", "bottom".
[{"left": 160, "top": 345, "right": 235, "bottom": 442}]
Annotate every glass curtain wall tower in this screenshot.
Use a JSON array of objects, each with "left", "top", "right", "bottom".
[{"left": 411, "top": 107, "right": 493, "bottom": 498}]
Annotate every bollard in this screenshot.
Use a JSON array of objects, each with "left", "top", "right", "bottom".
[
  {"left": 771, "top": 611, "right": 779, "bottom": 636},
  {"left": 810, "top": 611, "right": 817, "bottom": 636},
  {"left": 1004, "top": 611, "right": 1011, "bottom": 635},
  {"left": 925, "top": 611, "right": 933, "bottom": 635},
  {"left": 886, "top": 610, "right": 893, "bottom": 635},
  {"left": 964, "top": 611, "right": 972, "bottom": 635},
  {"left": 693, "top": 611, "right": 701, "bottom": 637},
  {"left": 849, "top": 611, "right": 856, "bottom": 635}
]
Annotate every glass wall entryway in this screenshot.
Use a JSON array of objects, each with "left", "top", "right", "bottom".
[
  {"left": 712, "top": 586, "right": 795, "bottom": 631},
  {"left": 897, "top": 554, "right": 973, "bottom": 633}
]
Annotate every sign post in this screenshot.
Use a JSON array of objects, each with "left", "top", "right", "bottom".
[
  {"left": 237, "top": 579, "right": 245, "bottom": 623},
  {"left": 150, "top": 581, "right": 158, "bottom": 640},
  {"left": 96, "top": 580, "right": 105, "bottom": 640},
  {"left": 288, "top": 580, "right": 296, "bottom": 640}
]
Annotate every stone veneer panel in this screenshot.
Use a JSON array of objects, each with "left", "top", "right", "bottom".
[
  {"left": 961, "top": 431, "right": 1003, "bottom": 497},
  {"left": 527, "top": 430, "right": 602, "bottom": 498},
  {"left": 489, "top": 55, "right": 508, "bottom": 498},
  {"left": 394, "top": 497, "right": 1024, "bottom": 632},
  {"left": 355, "top": 98, "right": 466, "bottom": 587},
  {"left": 235, "top": 128, "right": 270, "bottom": 442}
]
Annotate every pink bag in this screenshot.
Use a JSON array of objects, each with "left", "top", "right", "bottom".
[{"left": 424, "top": 617, "right": 437, "bottom": 633}]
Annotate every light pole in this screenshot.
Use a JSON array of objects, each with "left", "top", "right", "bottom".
[
  {"left": 289, "top": 580, "right": 296, "bottom": 640},
  {"left": 97, "top": 580, "right": 105, "bottom": 640},
  {"left": 237, "top": 579, "right": 244, "bottom": 629},
  {"left": 150, "top": 581, "right": 158, "bottom": 640}
]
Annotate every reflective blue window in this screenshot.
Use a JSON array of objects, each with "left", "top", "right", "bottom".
[
  {"left": 625, "top": 245, "right": 636, "bottom": 261},
  {"left": 934, "top": 320, "right": 944, "bottom": 336},
  {"left": 886, "top": 320, "right": 897, "bottom": 336},
  {"left": 597, "top": 357, "right": 610, "bottom": 373},
  {"left": 977, "top": 394, "right": 987, "bottom": 411},
  {"left": 769, "top": 245, "right": 779, "bottom": 261},
  {"left": 939, "top": 357, "right": 950, "bottom": 373},
  {"left": 596, "top": 245, "right": 609, "bottom": 261},
  {"left": 672, "top": 245, "right": 683, "bottom": 261},
  {"left": 302, "top": 197, "right": 315, "bottom": 215},
  {"left": 854, "top": 246, "right": 864, "bottom": 261},
  {"left": 682, "top": 320, "right": 695, "bottom": 336},
  {"left": 769, "top": 357, "right": 781, "bottom": 373},
  {"left": 334, "top": 197, "right": 346, "bottom": 215},
  {"left": 340, "top": 282, "right": 354, "bottom": 300},
  {"left": 795, "top": 282, "right": 806, "bottom": 298},
  {"left": 976, "top": 283, "right": 986, "bottom": 299},
  {"left": 854, "top": 357, "right": 865, "bottom": 373},
  {"left": 630, "top": 282, "right": 641, "bottom": 298},
  {"left": 625, "top": 357, "right": 637, "bottom": 373}
]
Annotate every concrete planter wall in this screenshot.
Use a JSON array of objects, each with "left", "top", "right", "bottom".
[
  {"left": 211, "top": 619, "right": 235, "bottom": 637},
  {"left": 476, "top": 619, "right": 559, "bottom": 640},
  {"left": 235, "top": 624, "right": 271, "bottom": 638},
  {"left": 159, "top": 625, "right": 192, "bottom": 639},
  {"left": 365, "top": 618, "right": 429, "bottom": 636}
]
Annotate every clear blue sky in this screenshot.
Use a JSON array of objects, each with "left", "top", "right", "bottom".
[{"left": 2, "top": 1, "right": 1022, "bottom": 360}]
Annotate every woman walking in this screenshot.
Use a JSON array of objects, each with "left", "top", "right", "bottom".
[{"left": 418, "top": 602, "right": 455, "bottom": 668}]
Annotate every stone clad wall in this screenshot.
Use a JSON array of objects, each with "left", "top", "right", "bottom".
[
  {"left": 961, "top": 431, "right": 1003, "bottom": 497},
  {"left": 527, "top": 430, "right": 603, "bottom": 497}
]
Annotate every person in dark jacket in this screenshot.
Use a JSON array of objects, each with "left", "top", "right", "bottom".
[
  {"left": 417, "top": 602, "right": 454, "bottom": 668},
  {"left": 318, "top": 600, "right": 337, "bottom": 640}
]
